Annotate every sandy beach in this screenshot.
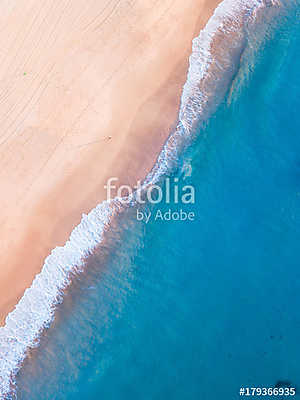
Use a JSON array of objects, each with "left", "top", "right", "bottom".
[{"left": 0, "top": 0, "right": 220, "bottom": 324}]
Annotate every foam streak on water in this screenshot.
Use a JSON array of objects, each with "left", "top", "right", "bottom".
[{"left": 0, "top": 0, "right": 287, "bottom": 397}]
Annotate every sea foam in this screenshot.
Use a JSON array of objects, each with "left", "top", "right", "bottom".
[{"left": 0, "top": 0, "right": 287, "bottom": 397}]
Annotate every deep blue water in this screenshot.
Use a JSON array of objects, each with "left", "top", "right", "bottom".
[{"left": 15, "top": 4, "right": 300, "bottom": 400}]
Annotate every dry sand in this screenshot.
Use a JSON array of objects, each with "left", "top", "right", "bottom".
[{"left": 0, "top": 0, "right": 220, "bottom": 324}]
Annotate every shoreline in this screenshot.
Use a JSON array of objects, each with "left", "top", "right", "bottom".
[
  {"left": 0, "top": 0, "right": 286, "bottom": 397},
  {"left": 0, "top": 0, "right": 221, "bottom": 325}
]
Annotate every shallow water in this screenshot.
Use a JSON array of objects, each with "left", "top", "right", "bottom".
[{"left": 13, "top": 3, "right": 300, "bottom": 400}]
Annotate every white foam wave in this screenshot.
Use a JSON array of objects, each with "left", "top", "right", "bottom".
[{"left": 0, "top": 0, "right": 286, "bottom": 397}]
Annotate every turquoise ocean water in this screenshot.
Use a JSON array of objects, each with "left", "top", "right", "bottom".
[{"left": 12, "top": 3, "right": 300, "bottom": 399}]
